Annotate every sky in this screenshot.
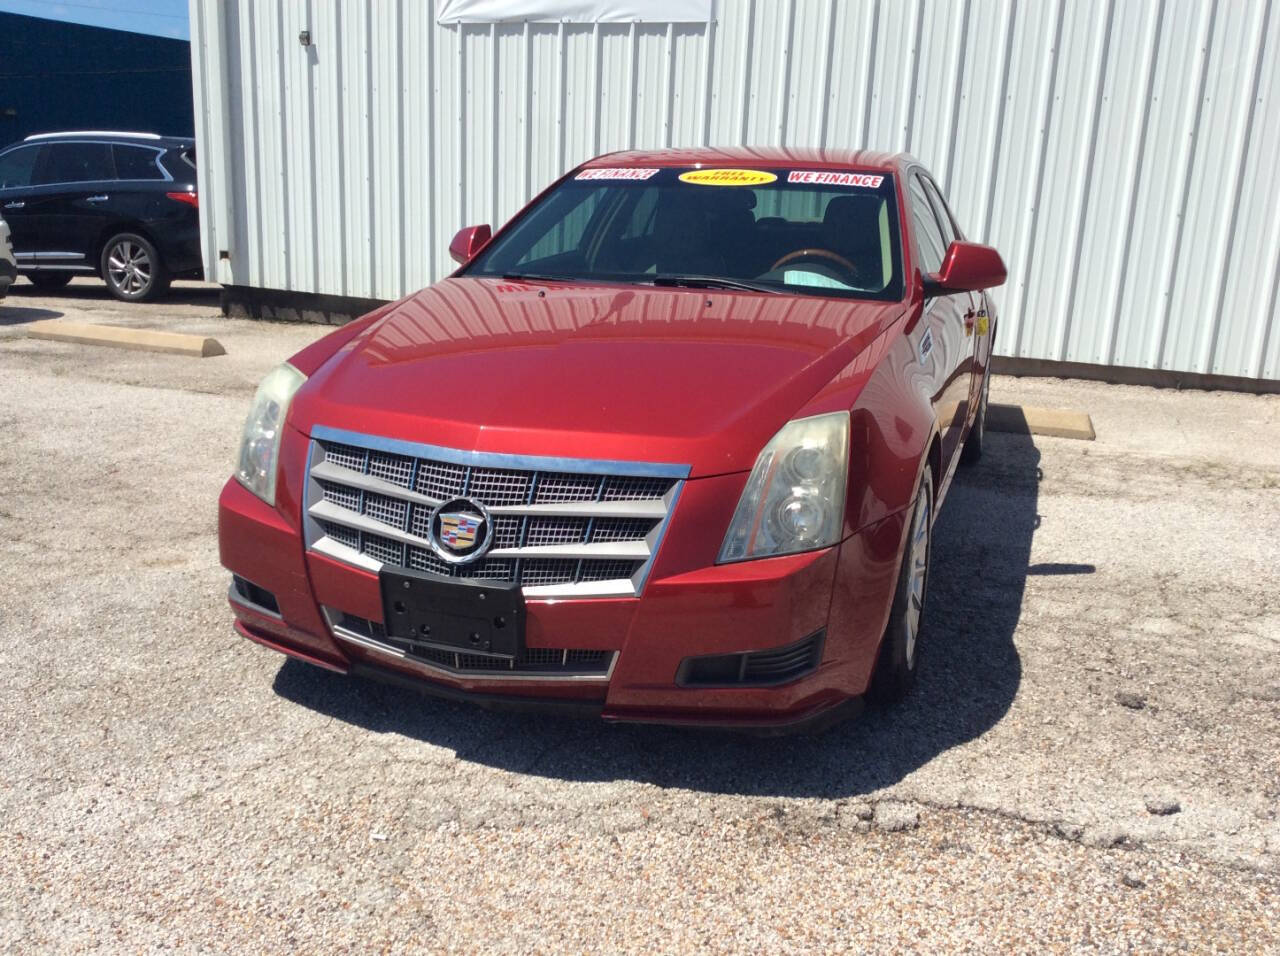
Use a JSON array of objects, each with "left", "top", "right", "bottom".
[{"left": 0, "top": 0, "right": 189, "bottom": 39}]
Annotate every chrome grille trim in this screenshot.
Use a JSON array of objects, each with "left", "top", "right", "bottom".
[{"left": 304, "top": 425, "right": 688, "bottom": 598}]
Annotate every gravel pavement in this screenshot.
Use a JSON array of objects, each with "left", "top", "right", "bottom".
[{"left": 0, "top": 279, "right": 1277, "bottom": 951}]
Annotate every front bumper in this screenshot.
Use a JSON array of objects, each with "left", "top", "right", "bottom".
[{"left": 219, "top": 455, "right": 907, "bottom": 732}]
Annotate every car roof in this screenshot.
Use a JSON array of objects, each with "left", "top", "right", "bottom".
[
  {"left": 578, "top": 146, "right": 914, "bottom": 173},
  {"left": 11, "top": 131, "right": 194, "bottom": 149}
]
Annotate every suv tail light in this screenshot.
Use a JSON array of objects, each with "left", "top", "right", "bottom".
[{"left": 166, "top": 191, "right": 198, "bottom": 208}]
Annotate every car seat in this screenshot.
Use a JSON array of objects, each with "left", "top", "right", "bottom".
[
  {"left": 652, "top": 196, "right": 728, "bottom": 276},
  {"left": 703, "top": 190, "right": 761, "bottom": 277},
  {"left": 821, "top": 195, "right": 886, "bottom": 289}
]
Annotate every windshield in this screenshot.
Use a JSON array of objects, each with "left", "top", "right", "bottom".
[{"left": 462, "top": 167, "right": 903, "bottom": 300}]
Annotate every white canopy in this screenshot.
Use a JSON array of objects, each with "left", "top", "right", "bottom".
[{"left": 436, "top": 0, "right": 712, "bottom": 23}]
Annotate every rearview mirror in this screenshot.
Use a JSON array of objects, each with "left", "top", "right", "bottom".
[
  {"left": 449, "top": 224, "right": 492, "bottom": 265},
  {"left": 925, "top": 241, "right": 1007, "bottom": 295}
]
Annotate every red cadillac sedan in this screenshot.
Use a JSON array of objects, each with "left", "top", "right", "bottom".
[{"left": 219, "top": 148, "right": 1006, "bottom": 732}]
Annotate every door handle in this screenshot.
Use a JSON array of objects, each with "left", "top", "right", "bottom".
[
  {"left": 86, "top": 195, "right": 109, "bottom": 203},
  {"left": 3, "top": 201, "right": 24, "bottom": 210}
]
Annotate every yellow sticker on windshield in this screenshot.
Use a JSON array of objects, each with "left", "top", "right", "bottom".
[{"left": 678, "top": 168, "right": 778, "bottom": 187}]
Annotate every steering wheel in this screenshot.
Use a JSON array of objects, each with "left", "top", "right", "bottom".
[{"left": 770, "top": 247, "right": 860, "bottom": 277}]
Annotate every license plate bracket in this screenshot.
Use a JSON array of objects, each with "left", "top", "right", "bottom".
[{"left": 379, "top": 566, "right": 524, "bottom": 660}]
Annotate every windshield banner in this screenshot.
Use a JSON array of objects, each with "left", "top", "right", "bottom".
[
  {"left": 576, "top": 168, "right": 660, "bottom": 180},
  {"left": 787, "top": 171, "right": 885, "bottom": 188},
  {"left": 678, "top": 169, "right": 778, "bottom": 187}
]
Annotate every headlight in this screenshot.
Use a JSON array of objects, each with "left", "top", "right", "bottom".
[
  {"left": 235, "top": 363, "right": 306, "bottom": 505},
  {"left": 718, "top": 411, "right": 849, "bottom": 563}
]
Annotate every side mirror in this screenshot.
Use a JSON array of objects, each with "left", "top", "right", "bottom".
[
  {"left": 924, "top": 240, "right": 1007, "bottom": 295},
  {"left": 449, "top": 224, "right": 492, "bottom": 265}
]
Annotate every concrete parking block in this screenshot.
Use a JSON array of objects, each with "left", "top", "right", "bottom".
[
  {"left": 26, "top": 319, "right": 226, "bottom": 358},
  {"left": 988, "top": 403, "right": 1095, "bottom": 440}
]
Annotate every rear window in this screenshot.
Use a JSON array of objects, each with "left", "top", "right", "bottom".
[
  {"left": 113, "top": 145, "right": 165, "bottom": 180},
  {"left": 464, "top": 167, "right": 903, "bottom": 301}
]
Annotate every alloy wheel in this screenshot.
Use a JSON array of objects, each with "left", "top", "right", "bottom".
[
  {"left": 976, "top": 369, "right": 990, "bottom": 444},
  {"left": 106, "top": 239, "right": 153, "bottom": 297},
  {"left": 904, "top": 482, "right": 931, "bottom": 668}
]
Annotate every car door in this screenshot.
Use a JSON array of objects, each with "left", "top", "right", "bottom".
[
  {"left": 907, "top": 170, "right": 972, "bottom": 473},
  {"left": 29, "top": 141, "right": 116, "bottom": 272},
  {"left": 0, "top": 143, "right": 46, "bottom": 266}
]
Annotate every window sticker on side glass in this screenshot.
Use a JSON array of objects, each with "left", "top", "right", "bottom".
[
  {"left": 787, "top": 171, "right": 884, "bottom": 188},
  {"left": 575, "top": 168, "right": 660, "bottom": 180}
]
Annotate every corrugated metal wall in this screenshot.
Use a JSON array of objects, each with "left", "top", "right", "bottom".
[{"left": 189, "top": 0, "right": 1280, "bottom": 381}]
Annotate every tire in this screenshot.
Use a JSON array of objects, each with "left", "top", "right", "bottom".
[
  {"left": 101, "top": 233, "right": 170, "bottom": 302},
  {"left": 28, "top": 273, "right": 74, "bottom": 290},
  {"left": 960, "top": 369, "right": 990, "bottom": 466},
  {"left": 869, "top": 467, "right": 934, "bottom": 705}
]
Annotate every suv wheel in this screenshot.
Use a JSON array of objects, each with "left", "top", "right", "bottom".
[
  {"left": 101, "top": 233, "right": 170, "bottom": 302},
  {"left": 29, "top": 273, "right": 74, "bottom": 290}
]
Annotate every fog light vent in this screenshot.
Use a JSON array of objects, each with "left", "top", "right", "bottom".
[
  {"left": 231, "top": 575, "right": 280, "bottom": 615},
  {"left": 676, "top": 631, "right": 825, "bottom": 688}
]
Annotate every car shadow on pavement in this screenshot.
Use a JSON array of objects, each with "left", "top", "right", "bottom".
[
  {"left": 274, "top": 432, "right": 1041, "bottom": 799},
  {"left": 0, "top": 304, "right": 62, "bottom": 325}
]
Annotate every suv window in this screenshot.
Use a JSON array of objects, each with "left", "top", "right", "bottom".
[
  {"left": 0, "top": 145, "right": 42, "bottom": 188},
  {"left": 909, "top": 174, "right": 948, "bottom": 274},
  {"left": 35, "top": 142, "right": 113, "bottom": 185},
  {"left": 113, "top": 145, "right": 165, "bottom": 180}
]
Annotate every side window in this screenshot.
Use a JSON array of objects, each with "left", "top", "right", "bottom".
[
  {"left": 113, "top": 145, "right": 165, "bottom": 181},
  {"left": 35, "top": 142, "right": 113, "bottom": 185},
  {"left": 908, "top": 175, "right": 947, "bottom": 274},
  {"left": 518, "top": 189, "right": 607, "bottom": 265},
  {"left": 619, "top": 188, "right": 659, "bottom": 239},
  {"left": 921, "top": 177, "right": 960, "bottom": 246},
  {"left": 0, "top": 146, "right": 42, "bottom": 188}
]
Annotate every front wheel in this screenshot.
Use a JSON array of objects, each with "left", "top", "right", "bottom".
[
  {"left": 101, "top": 233, "right": 170, "bottom": 302},
  {"left": 869, "top": 468, "right": 933, "bottom": 704}
]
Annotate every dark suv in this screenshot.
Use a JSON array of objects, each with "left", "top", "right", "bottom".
[{"left": 0, "top": 131, "right": 201, "bottom": 301}]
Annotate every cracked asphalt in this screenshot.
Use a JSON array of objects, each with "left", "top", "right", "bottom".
[{"left": 1, "top": 279, "right": 1277, "bottom": 951}]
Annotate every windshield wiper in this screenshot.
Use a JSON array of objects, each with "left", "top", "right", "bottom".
[
  {"left": 498, "top": 272, "right": 782, "bottom": 294},
  {"left": 648, "top": 274, "right": 782, "bottom": 294},
  {"left": 500, "top": 272, "right": 574, "bottom": 283}
]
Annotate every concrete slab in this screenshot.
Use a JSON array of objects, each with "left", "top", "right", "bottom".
[
  {"left": 988, "top": 403, "right": 1095, "bottom": 440},
  {"left": 25, "top": 319, "right": 226, "bottom": 358},
  {"left": 4, "top": 304, "right": 1280, "bottom": 949}
]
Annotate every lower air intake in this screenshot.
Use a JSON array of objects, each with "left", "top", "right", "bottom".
[{"left": 328, "top": 610, "right": 614, "bottom": 678}]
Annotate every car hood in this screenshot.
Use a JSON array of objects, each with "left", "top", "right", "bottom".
[{"left": 292, "top": 278, "right": 903, "bottom": 476}]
